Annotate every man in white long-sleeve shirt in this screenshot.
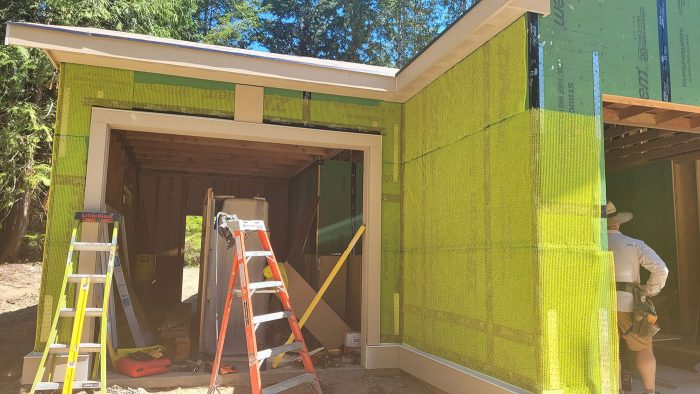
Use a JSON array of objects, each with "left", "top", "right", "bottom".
[{"left": 607, "top": 201, "right": 669, "bottom": 394}]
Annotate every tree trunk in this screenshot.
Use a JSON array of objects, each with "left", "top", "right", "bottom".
[{"left": 0, "top": 189, "right": 31, "bottom": 262}]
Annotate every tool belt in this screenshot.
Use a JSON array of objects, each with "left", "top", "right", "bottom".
[
  {"left": 616, "top": 282, "right": 635, "bottom": 293},
  {"left": 618, "top": 282, "right": 660, "bottom": 338}
]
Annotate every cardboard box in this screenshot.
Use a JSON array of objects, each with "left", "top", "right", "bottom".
[
  {"left": 22, "top": 352, "right": 89, "bottom": 385},
  {"left": 286, "top": 264, "right": 351, "bottom": 349}
]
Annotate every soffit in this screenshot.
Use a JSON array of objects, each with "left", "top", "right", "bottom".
[{"left": 603, "top": 95, "right": 700, "bottom": 171}]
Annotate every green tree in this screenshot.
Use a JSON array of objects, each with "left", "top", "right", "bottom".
[
  {"left": 257, "top": 0, "right": 343, "bottom": 58},
  {"left": 198, "top": 0, "right": 262, "bottom": 47},
  {"left": 0, "top": 0, "right": 200, "bottom": 262},
  {"left": 184, "top": 216, "right": 203, "bottom": 267},
  {"left": 441, "top": 0, "right": 479, "bottom": 25},
  {"left": 375, "top": 0, "right": 445, "bottom": 68}
]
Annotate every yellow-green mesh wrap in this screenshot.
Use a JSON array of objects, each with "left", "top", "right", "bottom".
[
  {"left": 36, "top": 65, "right": 235, "bottom": 350},
  {"left": 401, "top": 16, "right": 617, "bottom": 392}
]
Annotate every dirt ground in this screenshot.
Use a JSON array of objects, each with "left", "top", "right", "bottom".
[
  {"left": 1, "top": 263, "right": 440, "bottom": 394},
  {"left": 0, "top": 262, "right": 41, "bottom": 393}
]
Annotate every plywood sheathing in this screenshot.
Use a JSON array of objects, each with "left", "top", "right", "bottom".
[{"left": 117, "top": 130, "right": 336, "bottom": 179}]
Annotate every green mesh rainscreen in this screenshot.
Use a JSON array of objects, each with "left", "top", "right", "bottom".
[
  {"left": 401, "top": 15, "right": 617, "bottom": 392},
  {"left": 36, "top": 65, "right": 236, "bottom": 349},
  {"left": 37, "top": 64, "right": 406, "bottom": 348}
]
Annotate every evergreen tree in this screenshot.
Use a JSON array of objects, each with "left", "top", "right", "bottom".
[{"left": 0, "top": 0, "right": 200, "bottom": 261}]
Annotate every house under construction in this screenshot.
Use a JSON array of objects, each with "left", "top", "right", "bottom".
[{"left": 5, "top": 0, "right": 700, "bottom": 392}]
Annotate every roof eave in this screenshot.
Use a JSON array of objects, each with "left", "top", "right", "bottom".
[{"left": 4, "top": 0, "right": 549, "bottom": 103}]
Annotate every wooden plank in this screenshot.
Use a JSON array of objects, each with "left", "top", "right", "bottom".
[
  {"left": 606, "top": 129, "right": 661, "bottom": 151},
  {"left": 131, "top": 150, "right": 311, "bottom": 167},
  {"left": 606, "top": 133, "right": 693, "bottom": 161},
  {"left": 197, "top": 188, "right": 214, "bottom": 353},
  {"left": 603, "top": 94, "right": 700, "bottom": 114},
  {"left": 604, "top": 109, "right": 700, "bottom": 133},
  {"left": 672, "top": 161, "right": 700, "bottom": 338},
  {"left": 126, "top": 140, "right": 320, "bottom": 162},
  {"left": 696, "top": 160, "right": 700, "bottom": 343},
  {"left": 655, "top": 110, "right": 690, "bottom": 125},
  {"left": 152, "top": 176, "right": 187, "bottom": 307},
  {"left": 607, "top": 139, "right": 700, "bottom": 171},
  {"left": 140, "top": 163, "right": 291, "bottom": 178},
  {"left": 605, "top": 125, "right": 639, "bottom": 139},
  {"left": 617, "top": 105, "right": 652, "bottom": 121},
  {"left": 105, "top": 136, "right": 126, "bottom": 210},
  {"left": 121, "top": 131, "right": 331, "bottom": 156},
  {"left": 137, "top": 157, "right": 298, "bottom": 172},
  {"left": 286, "top": 196, "right": 320, "bottom": 264},
  {"left": 140, "top": 169, "right": 286, "bottom": 183}
]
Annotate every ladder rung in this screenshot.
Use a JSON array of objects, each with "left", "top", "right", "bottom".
[
  {"left": 35, "top": 380, "right": 101, "bottom": 390},
  {"left": 262, "top": 373, "right": 318, "bottom": 394},
  {"left": 73, "top": 242, "right": 113, "bottom": 252},
  {"left": 253, "top": 311, "right": 292, "bottom": 325},
  {"left": 257, "top": 342, "right": 302, "bottom": 361},
  {"left": 245, "top": 251, "right": 273, "bottom": 257},
  {"left": 249, "top": 281, "right": 284, "bottom": 291},
  {"left": 49, "top": 343, "right": 101, "bottom": 353},
  {"left": 67, "top": 274, "right": 107, "bottom": 283},
  {"left": 59, "top": 307, "right": 103, "bottom": 317},
  {"left": 235, "top": 289, "right": 277, "bottom": 296}
]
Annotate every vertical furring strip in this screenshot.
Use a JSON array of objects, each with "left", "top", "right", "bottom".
[
  {"left": 527, "top": 12, "right": 541, "bottom": 109},
  {"left": 657, "top": 0, "right": 672, "bottom": 101}
]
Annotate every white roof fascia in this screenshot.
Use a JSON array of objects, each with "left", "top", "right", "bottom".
[
  {"left": 392, "top": 0, "right": 549, "bottom": 101},
  {"left": 4, "top": 0, "right": 549, "bottom": 103}
]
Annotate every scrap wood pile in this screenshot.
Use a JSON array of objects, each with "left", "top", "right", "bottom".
[{"left": 159, "top": 303, "right": 192, "bottom": 361}]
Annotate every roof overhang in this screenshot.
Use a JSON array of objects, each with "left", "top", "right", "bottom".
[{"left": 4, "top": 0, "right": 548, "bottom": 102}]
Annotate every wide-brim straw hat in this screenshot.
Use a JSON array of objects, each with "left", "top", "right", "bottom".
[{"left": 606, "top": 201, "right": 633, "bottom": 225}]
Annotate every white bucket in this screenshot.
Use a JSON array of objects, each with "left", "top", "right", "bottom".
[{"left": 343, "top": 331, "right": 360, "bottom": 348}]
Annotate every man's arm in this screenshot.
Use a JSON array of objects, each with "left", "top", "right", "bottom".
[{"left": 638, "top": 241, "right": 669, "bottom": 296}]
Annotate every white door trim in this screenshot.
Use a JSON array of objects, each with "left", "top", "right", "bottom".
[{"left": 85, "top": 107, "right": 383, "bottom": 363}]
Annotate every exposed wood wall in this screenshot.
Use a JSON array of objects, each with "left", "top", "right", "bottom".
[
  {"left": 672, "top": 160, "right": 700, "bottom": 338},
  {"left": 105, "top": 134, "right": 140, "bottom": 277},
  {"left": 106, "top": 133, "right": 290, "bottom": 309}
]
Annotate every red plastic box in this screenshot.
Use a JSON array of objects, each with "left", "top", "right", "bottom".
[{"left": 116, "top": 357, "right": 171, "bottom": 378}]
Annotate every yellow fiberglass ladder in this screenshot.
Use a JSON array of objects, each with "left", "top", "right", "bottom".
[{"left": 31, "top": 212, "right": 120, "bottom": 393}]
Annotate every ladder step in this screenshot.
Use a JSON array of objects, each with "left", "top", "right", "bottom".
[
  {"left": 49, "top": 343, "right": 101, "bottom": 353},
  {"left": 253, "top": 311, "right": 292, "bottom": 325},
  {"left": 59, "top": 307, "right": 103, "bottom": 317},
  {"left": 35, "top": 380, "right": 101, "bottom": 390},
  {"left": 249, "top": 281, "right": 284, "bottom": 290},
  {"left": 262, "top": 373, "right": 318, "bottom": 394},
  {"left": 67, "top": 274, "right": 107, "bottom": 283},
  {"left": 257, "top": 342, "right": 302, "bottom": 361},
  {"left": 72, "top": 241, "right": 113, "bottom": 252},
  {"left": 245, "top": 251, "right": 273, "bottom": 257}
]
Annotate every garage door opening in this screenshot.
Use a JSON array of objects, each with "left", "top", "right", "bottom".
[{"left": 88, "top": 108, "right": 382, "bottom": 378}]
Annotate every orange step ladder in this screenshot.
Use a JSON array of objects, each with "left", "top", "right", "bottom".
[{"left": 208, "top": 215, "right": 321, "bottom": 394}]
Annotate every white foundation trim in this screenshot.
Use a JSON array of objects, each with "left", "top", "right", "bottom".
[{"left": 366, "top": 344, "right": 531, "bottom": 394}]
